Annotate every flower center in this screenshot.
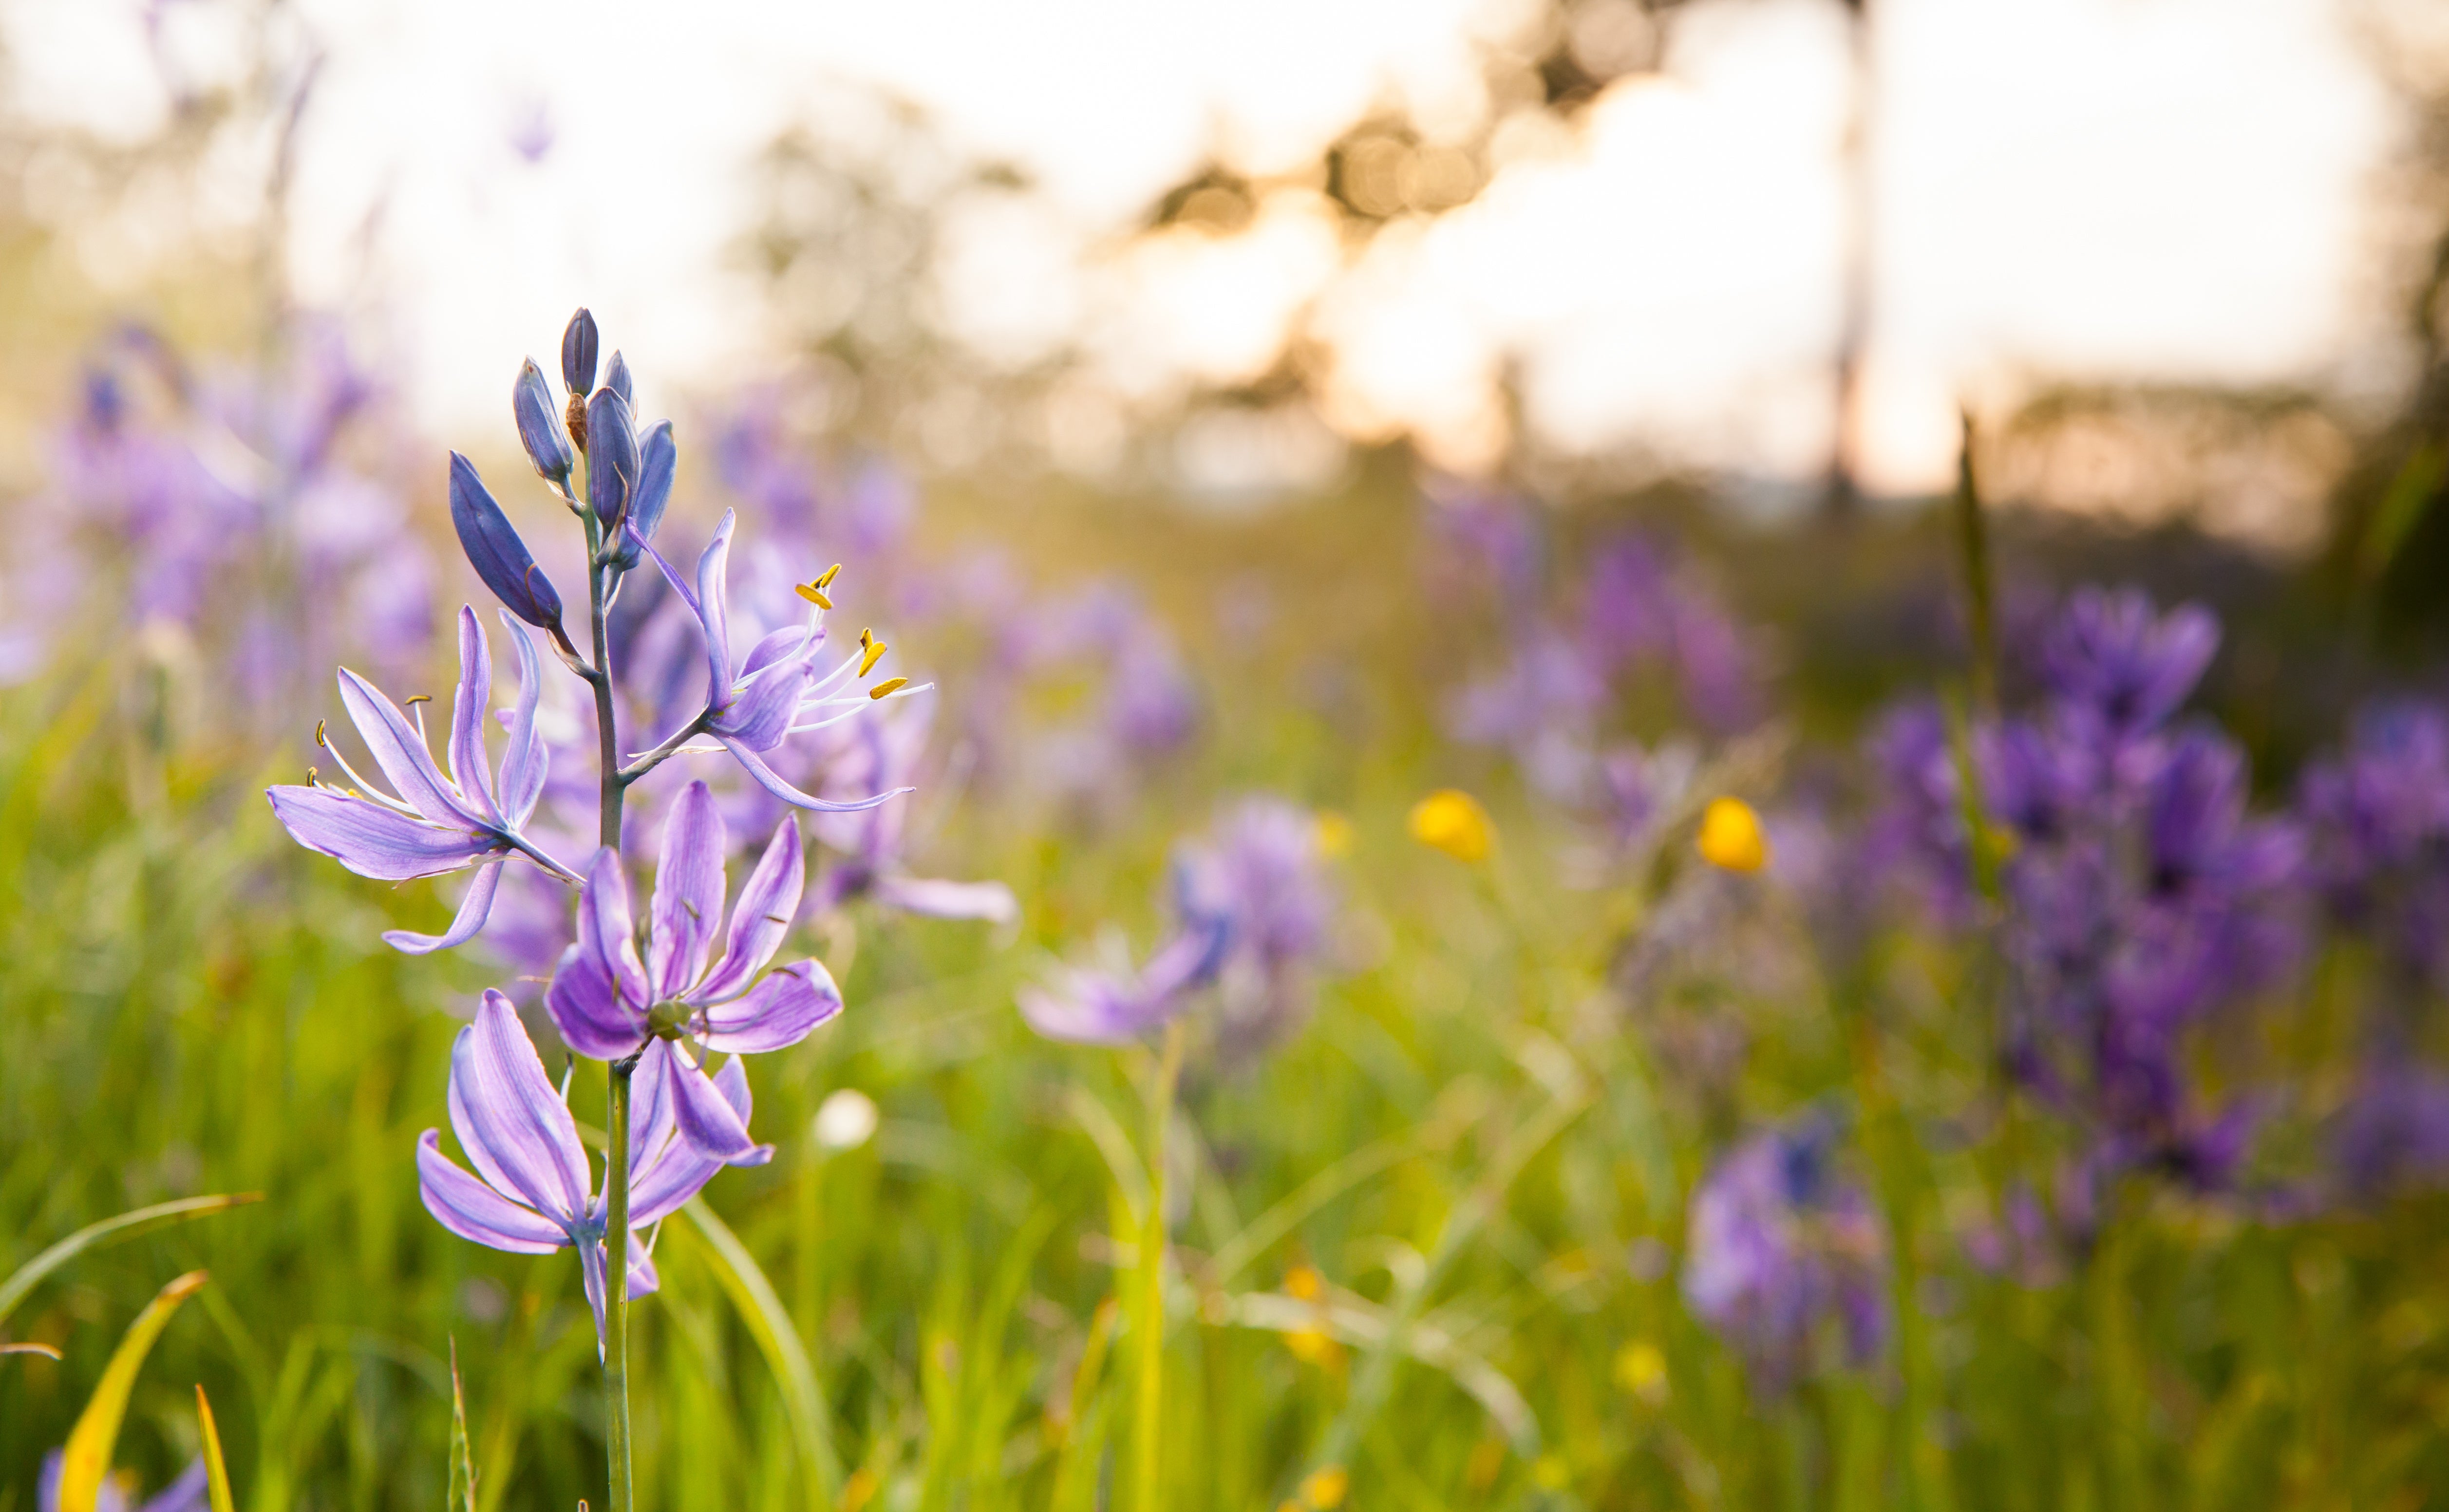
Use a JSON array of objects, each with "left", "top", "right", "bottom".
[{"left": 645, "top": 999, "right": 694, "bottom": 1041}]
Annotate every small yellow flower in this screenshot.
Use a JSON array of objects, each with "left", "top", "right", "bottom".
[
  {"left": 1284, "top": 1263, "right": 1325, "bottom": 1301},
  {"left": 1696, "top": 796, "right": 1769, "bottom": 873},
  {"left": 1300, "top": 1465, "right": 1351, "bottom": 1509},
  {"left": 1284, "top": 1326, "right": 1341, "bottom": 1366},
  {"left": 1613, "top": 1340, "right": 1669, "bottom": 1404},
  {"left": 840, "top": 1468, "right": 880, "bottom": 1512},
  {"left": 1314, "top": 810, "right": 1356, "bottom": 859},
  {"left": 1409, "top": 788, "right": 1494, "bottom": 862}
]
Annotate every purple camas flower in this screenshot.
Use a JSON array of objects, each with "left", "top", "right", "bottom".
[
  {"left": 267, "top": 604, "right": 566, "bottom": 953},
  {"left": 1682, "top": 1115, "right": 1887, "bottom": 1390},
  {"left": 810, "top": 700, "right": 1017, "bottom": 922},
  {"left": 417, "top": 990, "right": 744, "bottom": 1346},
  {"left": 2298, "top": 700, "right": 2449, "bottom": 989},
  {"left": 1020, "top": 796, "right": 1336, "bottom": 1053},
  {"left": 1865, "top": 589, "right": 2302, "bottom": 1201},
  {"left": 2039, "top": 584, "right": 2219, "bottom": 751},
  {"left": 546, "top": 781, "right": 836, "bottom": 1163},
  {"left": 632, "top": 508, "right": 923, "bottom": 814}
]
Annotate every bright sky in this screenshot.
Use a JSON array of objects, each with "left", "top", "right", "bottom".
[{"left": 0, "top": 0, "right": 2405, "bottom": 495}]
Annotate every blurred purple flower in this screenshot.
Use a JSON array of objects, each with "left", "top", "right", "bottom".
[
  {"left": 37, "top": 1452, "right": 206, "bottom": 1512},
  {"left": 546, "top": 782, "right": 835, "bottom": 1163},
  {"left": 267, "top": 605, "right": 565, "bottom": 953},
  {"left": 810, "top": 700, "right": 1016, "bottom": 922},
  {"left": 1020, "top": 796, "right": 1336, "bottom": 1053},
  {"left": 417, "top": 989, "right": 744, "bottom": 1347},
  {"left": 2334, "top": 1063, "right": 2449, "bottom": 1201},
  {"left": 1683, "top": 1114, "right": 1887, "bottom": 1389},
  {"left": 2039, "top": 585, "right": 2218, "bottom": 749},
  {"left": 2298, "top": 700, "right": 2449, "bottom": 989}
]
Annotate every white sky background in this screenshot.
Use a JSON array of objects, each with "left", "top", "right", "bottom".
[{"left": 0, "top": 0, "right": 2408, "bottom": 496}]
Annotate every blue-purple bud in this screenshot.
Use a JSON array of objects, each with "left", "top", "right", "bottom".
[
  {"left": 513, "top": 359, "right": 573, "bottom": 483},
  {"left": 449, "top": 451, "right": 564, "bottom": 631},
  {"left": 604, "top": 350, "right": 633, "bottom": 408},
  {"left": 561, "top": 308, "right": 599, "bottom": 394},
  {"left": 613, "top": 419, "right": 676, "bottom": 569},
  {"left": 585, "top": 386, "right": 640, "bottom": 534}
]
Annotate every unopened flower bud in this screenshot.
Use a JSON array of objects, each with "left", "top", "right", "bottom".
[
  {"left": 560, "top": 307, "right": 599, "bottom": 394},
  {"left": 449, "top": 451, "right": 564, "bottom": 631},
  {"left": 612, "top": 419, "right": 674, "bottom": 569},
  {"left": 512, "top": 360, "right": 573, "bottom": 483},
  {"left": 585, "top": 386, "right": 639, "bottom": 535}
]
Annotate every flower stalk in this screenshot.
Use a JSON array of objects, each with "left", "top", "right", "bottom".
[
  {"left": 603, "top": 1052, "right": 638, "bottom": 1512},
  {"left": 1133, "top": 1019, "right": 1186, "bottom": 1512},
  {"left": 583, "top": 385, "right": 635, "bottom": 1512}
]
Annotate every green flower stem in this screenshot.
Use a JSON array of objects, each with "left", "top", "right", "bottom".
[{"left": 1134, "top": 1020, "right": 1187, "bottom": 1512}]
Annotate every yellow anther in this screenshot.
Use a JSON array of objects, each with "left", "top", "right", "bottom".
[
  {"left": 404, "top": 694, "right": 432, "bottom": 708},
  {"left": 867, "top": 676, "right": 909, "bottom": 700},
  {"left": 1696, "top": 796, "right": 1770, "bottom": 874},
  {"left": 1409, "top": 788, "right": 1494, "bottom": 863},
  {"left": 315, "top": 720, "right": 328, "bottom": 747},
  {"left": 306, "top": 765, "right": 320, "bottom": 784},
  {"left": 859, "top": 639, "right": 889, "bottom": 676},
  {"left": 795, "top": 583, "right": 833, "bottom": 610},
  {"left": 815, "top": 563, "right": 841, "bottom": 590},
  {"left": 1300, "top": 1466, "right": 1349, "bottom": 1509}
]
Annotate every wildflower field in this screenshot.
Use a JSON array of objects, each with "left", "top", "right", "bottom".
[
  {"left": 5, "top": 4, "right": 2449, "bottom": 1509},
  {"left": 1, "top": 300, "right": 2446, "bottom": 1512}
]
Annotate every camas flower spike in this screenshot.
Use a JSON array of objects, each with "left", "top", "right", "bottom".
[{"left": 267, "top": 605, "right": 569, "bottom": 953}]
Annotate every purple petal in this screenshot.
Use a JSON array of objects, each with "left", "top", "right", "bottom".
[
  {"left": 267, "top": 785, "right": 498, "bottom": 881},
  {"left": 578, "top": 847, "right": 652, "bottom": 1021},
  {"left": 416, "top": 1129, "right": 565, "bottom": 1252},
  {"left": 664, "top": 1041, "right": 772, "bottom": 1166},
  {"left": 695, "top": 510, "right": 737, "bottom": 706},
  {"left": 712, "top": 646, "right": 810, "bottom": 751},
  {"left": 383, "top": 858, "right": 506, "bottom": 955},
  {"left": 446, "top": 606, "right": 501, "bottom": 824},
  {"left": 496, "top": 610, "right": 550, "bottom": 825},
  {"left": 875, "top": 875, "right": 1019, "bottom": 923},
  {"left": 136, "top": 1460, "right": 209, "bottom": 1512},
  {"left": 695, "top": 816, "right": 805, "bottom": 1001},
  {"left": 698, "top": 958, "right": 842, "bottom": 1054},
  {"left": 337, "top": 666, "right": 482, "bottom": 826},
  {"left": 628, "top": 1051, "right": 749, "bottom": 1225},
  {"left": 624, "top": 1243, "right": 659, "bottom": 1298},
  {"left": 649, "top": 782, "right": 727, "bottom": 1000},
  {"left": 546, "top": 942, "right": 648, "bottom": 1061},
  {"left": 718, "top": 734, "right": 913, "bottom": 817},
  {"left": 449, "top": 990, "right": 593, "bottom": 1227},
  {"left": 1018, "top": 966, "right": 1181, "bottom": 1046}
]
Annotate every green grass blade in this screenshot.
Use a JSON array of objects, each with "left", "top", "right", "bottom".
[
  {"left": 56, "top": 1270, "right": 210, "bottom": 1512},
  {"left": 196, "top": 1384, "right": 237, "bottom": 1512},
  {"left": 448, "top": 1338, "right": 477, "bottom": 1512},
  {"left": 0, "top": 1194, "right": 262, "bottom": 1331},
  {"left": 681, "top": 1196, "right": 843, "bottom": 1501}
]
